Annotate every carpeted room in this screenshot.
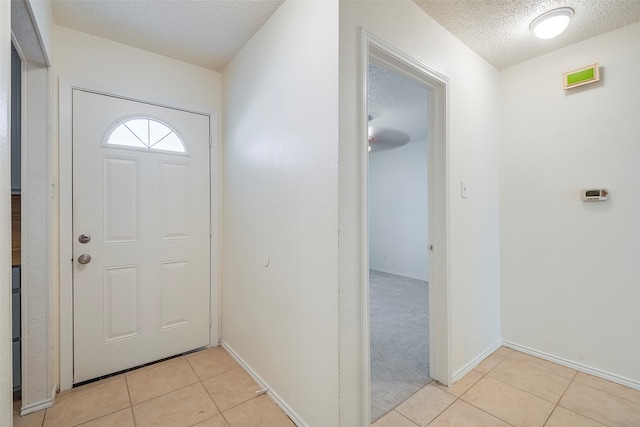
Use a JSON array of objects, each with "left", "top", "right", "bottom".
[{"left": 368, "top": 59, "right": 431, "bottom": 421}]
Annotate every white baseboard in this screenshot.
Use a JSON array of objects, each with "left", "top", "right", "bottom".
[
  {"left": 451, "top": 340, "right": 503, "bottom": 383},
  {"left": 20, "top": 398, "right": 53, "bottom": 416},
  {"left": 369, "top": 268, "right": 428, "bottom": 282},
  {"left": 220, "top": 340, "right": 307, "bottom": 427},
  {"left": 503, "top": 341, "right": 640, "bottom": 391}
]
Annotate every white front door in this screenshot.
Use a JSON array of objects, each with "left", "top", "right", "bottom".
[{"left": 72, "top": 89, "right": 211, "bottom": 383}]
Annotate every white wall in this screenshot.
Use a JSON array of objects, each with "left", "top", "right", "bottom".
[
  {"left": 369, "top": 140, "right": 429, "bottom": 280},
  {"left": 52, "top": 25, "right": 222, "bottom": 391},
  {"left": 1, "top": 2, "right": 14, "bottom": 425},
  {"left": 53, "top": 26, "right": 220, "bottom": 107},
  {"left": 221, "top": 1, "right": 339, "bottom": 426},
  {"left": 339, "top": 2, "right": 501, "bottom": 424},
  {"left": 500, "top": 22, "right": 640, "bottom": 386}
]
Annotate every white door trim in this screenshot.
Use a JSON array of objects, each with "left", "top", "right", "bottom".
[
  {"left": 360, "top": 29, "right": 451, "bottom": 423},
  {"left": 59, "top": 79, "right": 220, "bottom": 390},
  {"left": 11, "top": 0, "right": 54, "bottom": 414}
]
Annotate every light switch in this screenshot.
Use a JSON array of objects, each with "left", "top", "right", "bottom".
[{"left": 461, "top": 180, "right": 469, "bottom": 199}]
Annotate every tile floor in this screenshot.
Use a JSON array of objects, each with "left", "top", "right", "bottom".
[
  {"left": 373, "top": 346, "right": 640, "bottom": 427},
  {"left": 13, "top": 346, "right": 640, "bottom": 427},
  {"left": 13, "top": 347, "right": 295, "bottom": 427}
]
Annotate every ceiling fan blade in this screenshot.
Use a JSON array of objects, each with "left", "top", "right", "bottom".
[{"left": 369, "top": 128, "right": 410, "bottom": 152}]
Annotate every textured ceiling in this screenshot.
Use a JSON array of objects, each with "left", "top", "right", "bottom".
[
  {"left": 12, "top": 0, "right": 48, "bottom": 65},
  {"left": 50, "top": 0, "right": 285, "bottom": 71},
  {"left": 369, "top": 62, "right": 429, "bottom": 152},
  {"left": 49, "top": 0, "right": 640, "bottom": 143},
  {"left": 413, "top": 0, "right": 640, "bottom": 70},
  {"left": 51, "top": 1, "right": 640, "bottom": 72}
]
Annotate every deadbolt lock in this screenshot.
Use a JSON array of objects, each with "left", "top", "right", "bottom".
[{"left": 78, "top": 234, "right": 91, "bottom": 244}]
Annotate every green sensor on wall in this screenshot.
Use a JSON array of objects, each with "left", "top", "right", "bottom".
[{"left": 564, "top": 63, "right": 599, "bottom": 89}]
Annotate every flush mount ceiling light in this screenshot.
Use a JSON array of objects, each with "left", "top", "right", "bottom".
[{"left": 530, "top": 7, "right": 574, "bottom": 39}]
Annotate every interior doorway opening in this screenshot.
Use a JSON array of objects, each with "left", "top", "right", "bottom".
[
  {"left": 361, "top": 30, "right": 451, "bottom": 425},
  {"left": 367, "top": 60, "right": 431, "bottom": 421}
]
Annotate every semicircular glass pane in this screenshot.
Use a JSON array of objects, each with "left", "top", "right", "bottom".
[{"left": 106, "top": 118, "right": 187, "bottom": 154}]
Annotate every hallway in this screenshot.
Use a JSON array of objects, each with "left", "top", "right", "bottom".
[{"left": 13, "top": 347, "right": 294, "bottom": 427}]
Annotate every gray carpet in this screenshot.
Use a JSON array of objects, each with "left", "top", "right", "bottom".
[{"left": 370, "top": 270, "right": 430, "bottom": 422}]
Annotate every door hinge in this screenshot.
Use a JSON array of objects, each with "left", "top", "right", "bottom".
[
  {"left": 428, "top": 244, "right": 434, "bottom": 252},
  {"left": 209, "top": 313, "right": 213, "bottom": 327},
  {"left": 209, "top": 135, "right": 212, "bottom": 147},
  {"left": 209, "top": 224, "right": 213, "bottom": 237}
]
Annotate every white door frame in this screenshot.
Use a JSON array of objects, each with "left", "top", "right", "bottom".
[
  {"left": 11, "top": 0, "right": 54, "bottom": 414},
  {"left": 360, "top": 30, "right": 451, "bottom": 423},
  {"left": 59, "top": 80, "right": 220, "bottom": 390}
]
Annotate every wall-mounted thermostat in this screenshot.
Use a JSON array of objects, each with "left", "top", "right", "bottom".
[{"left": 581, "top": 188, "right": 608, "bottom": 201}]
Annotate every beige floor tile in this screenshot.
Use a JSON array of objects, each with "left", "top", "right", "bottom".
[
  {"left": 13, "top": 401, "right": 46, "bottom": 427},
  {"left": 126, "top": 358, "right": 199, "bottom": 404},
  {"left": 427, "top": 400, "right": 512, "bottom": 427},
  {"left": 435, "top": 370, "right": 484, "bottom": 397},
  {"left": 372, "top": 410, "right": 418, "bottom": 427},
  {"left": 186, "top": 347, "right": 240, "bottom": 380},
  {"left": 488, "top": 358, "right": 571, "bottom": 403},
  {"left": 222, "top": 394, "right": 295, "bottom": 427},
  {"left": 509, "top": 352, "right": 576, "bottom": 380},
  {"left": 77, "top": 408, "right": 135, "bottom": 427},
  {"left": 461, "top": 376, "right": 554, "bottom": 427},
  {"left": 43, "top": 377, "right": 130, "bottom": 427},
  {"left": 132, "top": 383, "right": 220, "bottom": 427},
  {"left": 544, "top": 406, "right": 606, "bottom": 427},
  {"left": 493, "top": 347, "right": 515, "bottom": 358},
  {"left": 193, "top": 414, "right": 231, "bottom": 427},
  {"left": 396, "top": 384, "right": 456, "bottom": 426},
  {"left": 574, "top": 372, "right": 640, "bottom": 405},
  {"left": 202, "top": 367, "right": 261, "bottom": 412},
  {"left": 475, "top": 354, "right": 507, "bottom": 374},
  {"left": 559, "top": 381, "right": 640, "bottom": 427}
]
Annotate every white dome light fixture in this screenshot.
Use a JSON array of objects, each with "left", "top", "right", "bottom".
[{"left": 530, "top": 7, "right": 574, "bottom": 39}]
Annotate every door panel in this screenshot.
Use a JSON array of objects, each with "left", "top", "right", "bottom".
[
  {"left": 159, "top": 260, "right": 190, "bottom": 329},
  {"left": 72, "top": 89, "right": 211, "bottom": 383},
  {"left": 104, "top": 156, "right": 139, "bottom": 242},
  {"left": 160, "top": 161, "right": 190, "bottom": 239},
  {"left": 103, "top": 265, "right": 139, "bottom": 342}
]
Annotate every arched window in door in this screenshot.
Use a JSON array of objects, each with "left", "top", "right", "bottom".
[{"left": 105, "top": 117, "right": 187, "bottom": 154}]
